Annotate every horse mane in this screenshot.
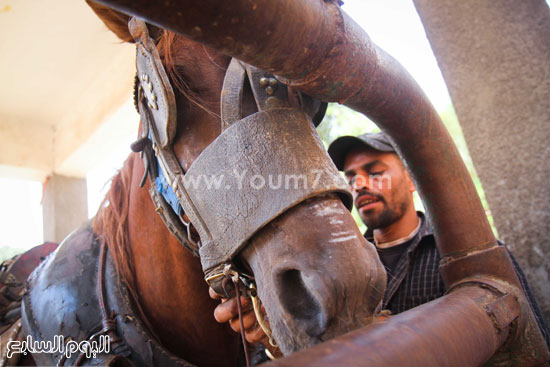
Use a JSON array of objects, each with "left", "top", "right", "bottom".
[
  {"left": 93, "top": 153, "right": 162, "bottom": 339},
  {"left": 93, "top": 153, "right": 137, "bottom": 293}
]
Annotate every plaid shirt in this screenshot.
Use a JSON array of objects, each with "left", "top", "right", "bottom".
[
  {"left": 365, "top": 212, "right": 549, "bottom": 347},
  {"left": 366, "top": 212, "right": 444, "bottom": 314}
]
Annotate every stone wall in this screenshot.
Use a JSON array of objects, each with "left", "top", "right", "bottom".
[{"left": 412, "top": 0, "right": 550, "bottom": 324}]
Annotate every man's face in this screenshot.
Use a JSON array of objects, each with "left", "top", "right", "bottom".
[{"left": 343, "top": 147, "right": 415, "bottom": 230}]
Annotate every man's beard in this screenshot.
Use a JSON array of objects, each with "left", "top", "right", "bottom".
[{"left": 363, "top": 199, "right": 408, "bottom": 230}]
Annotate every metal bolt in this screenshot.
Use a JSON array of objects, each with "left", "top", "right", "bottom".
[
  {"left": 269, "top": 78, "right": 278, "bottom": 87},
  {"left": 265, "top": 86, "right": 274, "bottom": 95},
  {"left": 259, "top": 77, "right": 269, "bottom": 87}
]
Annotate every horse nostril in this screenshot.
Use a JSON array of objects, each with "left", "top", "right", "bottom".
[{"left": 277, "top": 269, "right": 326, "bottom": 337}]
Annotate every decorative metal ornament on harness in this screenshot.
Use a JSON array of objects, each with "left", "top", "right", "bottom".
[{"left": 130, "top": 16, "right": 352, "bottom": 354}]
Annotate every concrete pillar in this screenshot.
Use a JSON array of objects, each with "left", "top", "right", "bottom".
[
  {"left": 42, "top": 174, "right": 88, "bottom": 243},
  {"left": 411, "top": 0, "right": 550, "bottom": 324}
]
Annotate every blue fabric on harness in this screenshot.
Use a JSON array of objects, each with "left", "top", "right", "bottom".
[{"left": 154, "top": 161, "right": 184, "bottom": 216}]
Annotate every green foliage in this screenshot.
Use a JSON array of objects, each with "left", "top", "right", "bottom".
[
  {"left": 317, "top": 104, "right": 379, "bottom": 148},
  {"left": 317, "top": 103, "right": 498, "bottom": 237}
]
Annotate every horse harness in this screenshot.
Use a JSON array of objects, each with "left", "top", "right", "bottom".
[
  {"left": 21, "top": 17, "right": 352, "bottom": 366},
  {"left": 22, "top": 223, "right": 202, "bottom": 366}
]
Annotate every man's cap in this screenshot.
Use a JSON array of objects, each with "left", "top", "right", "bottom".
[{"left": 328, "top": 132, "right": 396, "bottom": 171}]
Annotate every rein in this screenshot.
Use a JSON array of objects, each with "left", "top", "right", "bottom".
[{"left": 128, "top": 17, "right": 352, "bottom": 362}]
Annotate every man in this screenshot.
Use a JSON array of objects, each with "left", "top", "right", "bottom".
[
  {"left": 327, "top": 131, "right": 443, "bottom": 314},
  {"left": 212, "top": 132, "right": 548, "bottom": 347},
  {"left": 332, "top": 132, "right": 548, "bottom": 343}
]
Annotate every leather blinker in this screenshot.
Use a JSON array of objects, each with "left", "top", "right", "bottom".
[{"left": 130, "top": 18, "right": 177, "bottom": 149}]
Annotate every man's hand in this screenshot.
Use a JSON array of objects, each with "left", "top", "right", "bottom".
[{"left": 209, "top": 287, "right": 268, "bottom": 345}]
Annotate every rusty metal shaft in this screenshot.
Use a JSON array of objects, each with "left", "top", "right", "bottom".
[{"left": 265, "top": 285, "right": 511, "bottom": 367}]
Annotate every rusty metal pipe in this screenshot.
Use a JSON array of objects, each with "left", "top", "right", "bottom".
[
  {"left": 90, "top": 0, "right": 549, "bottom": 363},
  {"left": 263, "top": 273, "right": 549, "bottom": 366},
  {"left": 264, "top": 285, "right": 511, "bottom": 367}
]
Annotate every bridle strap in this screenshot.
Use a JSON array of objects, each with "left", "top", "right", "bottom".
[
  {"left": 221, "top": 58, "right": 327, "bottom": 131},
  {"left": 221, "top": 58, "right": 247, "bottom": 130},
  {"left": 130, "top": 17, "right": 204, "bottom": 255},
  {"left": 130, "top": 18, "right": 177, "bottom": 148}
]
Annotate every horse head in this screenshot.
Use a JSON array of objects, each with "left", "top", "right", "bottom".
[{"left": 88, "top": 2, "right": 386, "bottom": 360}]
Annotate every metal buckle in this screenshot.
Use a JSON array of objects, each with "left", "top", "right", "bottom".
[
  {"left": 205, "top": 264, "right": 252, "bottom": 288},
  {"left": 180, "top": 214, "right": 201, "bottom": 250}
]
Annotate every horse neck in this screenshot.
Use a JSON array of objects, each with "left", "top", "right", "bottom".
[{"left": 117, "top": 149, "right": 240, "bottom": 364}]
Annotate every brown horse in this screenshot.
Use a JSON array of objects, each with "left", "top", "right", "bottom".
[{"left": 20, "top": 4, "right": 385, "bottom": 366}]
